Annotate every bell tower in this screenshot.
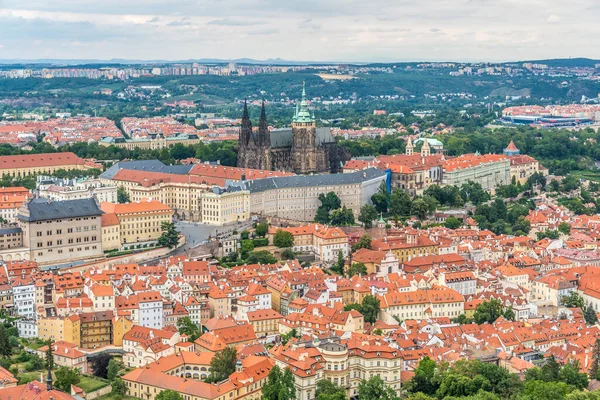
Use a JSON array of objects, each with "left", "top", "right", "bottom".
[{"left": 291, "top": 82, "right": 317, "bottom": 174}]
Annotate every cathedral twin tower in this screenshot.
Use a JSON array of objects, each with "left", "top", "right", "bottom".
[{"left": 237, "top": 83, "right": 348, "bottom": 175}]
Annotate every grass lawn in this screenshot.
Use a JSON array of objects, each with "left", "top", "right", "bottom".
[
  {"left": 77, "top": 376, "right": 110, "bottom": 393},
  {"left": 96, "top": 394, "right": 138, "bottom": 400},
  {"left": 572, "top": 170, "right": 600, "bottom": 182}
]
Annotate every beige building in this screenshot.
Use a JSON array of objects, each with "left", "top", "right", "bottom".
[
  {"left": 267, "top": 224, "right": 349, "bottom": 262},
  {"left": 378, "top": 287, "right": 465, "bottom": 324},
  {"left": 101, "top": 199, "right": 174, "bottom": 247},
  {"left": 198, "top": 187, "right": 250, "bottom": 225},
  {"left": 442, "top": 154, "right": 511, "bottom": 191},
  {"left": 508, "top": 155, "right": 544, "bottom": 185},
  {"left": 99, "top": 133, "right": 203, "bottom": 150},
  {"left": 18, "top": 197, "right": 104, "bottom": 266},
  {"left": 101, "top": 213, "right": 121, "bottom": 251},
  {"left": 241, "top": 168, "right": 387, "bottom": 222},
  {"left": 0, "top": 152, "right": 97, "bottom": 177}
]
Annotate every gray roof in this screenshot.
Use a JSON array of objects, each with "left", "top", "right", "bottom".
[
  {"left": 269, "top": 127, "right": 335, "bottom": 148},
  {"left": 19, "top": 197, "right": 102, "bottom": 222},
  {"left": 101, "top": 160, "right": 194, "bottom": 179},
  {"left": 234, "top": 168, "right": 386, "bottom": 193},
  {"left": 0, "top": 227, "right": 22, "bottom": 235}
]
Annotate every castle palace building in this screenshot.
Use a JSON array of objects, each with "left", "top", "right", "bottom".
[{"left": 237, "top": 83, "right": 348, "bottom": 174}]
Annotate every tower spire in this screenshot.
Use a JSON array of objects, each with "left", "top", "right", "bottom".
[
  {"left": 421, "top": 138, "right": 431, "bottom": 157},
  {"left": 240, "top": 99, "right": 253, "bottom": 146},
  {"left": 258, "top": 100, "right": 270, "bottom": 147},
  {"left": 293, "top": 82, "right": 314, "bottom": 123},
  {"left": 405, "top": 136, "right": 414, "bottom": 156}
]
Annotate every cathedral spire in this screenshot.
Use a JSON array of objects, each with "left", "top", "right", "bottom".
[
  {"left": 258, "top": 100, "right": 270, "bottom": 147},
  {"left": 240, "top": 99, "right": 253, "bottom": 146},
  {"left": 421, "top": 138, "right": 431, "bottom": 157},
  {"left": 293, "top": 81, "right": 315, "bottom": 124},
  {"left": 405, "top": 136, "right": 414, "bottom": 156}
]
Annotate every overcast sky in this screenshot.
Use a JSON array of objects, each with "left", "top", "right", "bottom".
[{"left": 0, "top": 0, "right": 599, "bottom": 62}]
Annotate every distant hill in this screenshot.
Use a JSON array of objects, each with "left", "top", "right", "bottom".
[{"left": 519, "top": 58, "right": 600, "bottom": 67}]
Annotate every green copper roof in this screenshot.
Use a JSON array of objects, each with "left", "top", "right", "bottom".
[
  {"left": 378, "top": 213, "right": 385, "bottom": 223},
  {"left": 293, "top": 82, "right": 315, "bottom": 123}
]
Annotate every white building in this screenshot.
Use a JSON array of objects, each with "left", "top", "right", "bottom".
[
  {"left": 37, "top": 176, "right": 118, "bottom": 204},
  {"left": 12, "top": 277, "right": 36, "bottom": 319}
]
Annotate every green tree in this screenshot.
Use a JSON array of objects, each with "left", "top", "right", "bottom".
[
  {"left": 206, "top": 346, "right": 237, "bottom": 383},
  {"left": 473, "top": 299, "right": 513, "bottom": 324},
  {"left": 111, "top": 377, "right": 127, "bottom": 396},
  {"left": 331, "top": 251, "right": 345, "bottom": 275},
  {"left": 513, "top": 216, "right": 531, "bottom": 235},
  {"left": 107, "top": 357, "right": 123, "bottom": 381},
  {"left": 590, "top": 338, "right": 600, "bottom": 379},
  {"left": 361, "top": 294, "right": 380, "bottom": 324},
  {"left": 315, "top": 380, "right": 346, "bottom": 400},
  {"left": 280, "top": 329, "right": 298, "bottom": 345},
  {"left": 352, "top": 234, "right": 372, "bottom": 251},
  {"left": 357, "top": 375, "right": 399, "bottom": 400},
  {"left": 156, "top": 389, "right": 184, "bottom": 400},
  {"left": 177, "top": 316, "right": 201, "bottom": 341},
  {"left": 561, "top": 291, "right": 585, "bottom": 309},
  {"left": 330, "top": 206, "right": 355, "bottom": 226},
  {"left": 261, "top": 365, "right": 296, "bottom": 400},
  {"left": 389, "top": 188, "right": 412, "bottom": 216},
  {"left": 406, "top": 356, "right": 438, "bottom": 395},
  {"left": 158, "top": 222, "right": 180, "bottom": 249},
  {"left": 45, "top": 339, "right": 54, "bottom": 370},
  {"left": 273, "top": 230, "right": 294, "bottom": 248},
  {"left": 558, "top": 222, "right": 572, "bottom": 235},
  {"left": 359, "top": 204, "right": 378, "bottom": 228},
  {"left": 585, "top": 304, "right": 598, "bottom": 325},
  {"left": 55, "top": 366, "right": 81, "bottom": 392},
  {"left": 521, "top": 380, "right": 571, "bottom": 400},
  {"left": 444, "top": 216, "right": 462, "bottom": 229},
  {"left": 371, "top": 182, "right": 390, "bottom": 213},
  {"left": 117, "top": 186, "right": 130, "bottom": 203},
  {"left": 255, "top": 222, "right": 269, "bottom": 237},
  {"left": 0, "top": 325, "right": 11, "bottom": 358},
  {"left": 348, "top": 262, "right": 367, "bottom": 278},
  {"left": 280, "top": 248, "right": 296, "bottom": 260},
  {"left": 411, "top": 198, "right": 429, "bottom": 220},
  {"left": 559, "top": 361, "right": 589, "bottom": 390}
]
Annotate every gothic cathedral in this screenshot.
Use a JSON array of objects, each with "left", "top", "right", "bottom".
[{"left": 237, "top": 83, "right": 348, "bottom": 174}]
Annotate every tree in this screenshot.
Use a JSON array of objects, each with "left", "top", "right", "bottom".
[
  {"left": 406, "top": 356, "right": 438, "bottom": 395},
  {"left": 590, "top": 339, "right": 600, "bottom": 379},
  {"left": 206, "top": 347, "right": 237, "bottom": 383},
  {"left": 352, "top": 234, "right": 372, "bottom": 251},
  {"left": 558, "top": 222, "right": 571, "bottom": 235},
  {"left": 262, "top": 365, "right": 296, "bottom": 400},
  {"left": 316, "top": 379, "right": 346, "bottom": 400},
  {"left": 389, "top": 189, "right": 412, "bottom": 216},
  {"left": 280, "top": 248, "right": 296, "bottom": 260},
  {"left": 561, "top": 291, "right": 585, "bottom": 309},
  {"left": 331, "top": 251, "right": 345, "bottom": 275},
  {"left": 359, "top": 204, "right": 378, "bottom": 228},
  {"left": 315, "top": 192, "right": 342, "bottom": 224},
  {"left": 45, "top": 340, "right": 54, "bottom": 370},
  {"left": 255, "top": 222, "right": 269, "bottom": 237},
  {"left": 280, "top": 329, "right": 298, "bottom": 345},
  {"left": 117, "top": 186, "right": 130, "bottom": 203},
  {"left": 177, "top": 316, "right": 200, "bottom": 341},
  {"left": 411, "top": 198, "right": 429, "bottom": 220},
  {"left": 273, "top": 230, "right": 294, "bottom": 248},
  {"left": 513, "top": 216, "right": 531, "bottom": 235},
  {"left": 357, "top": 375, "right": 399, "bottom": 400},
  {"left": 585, "top": 304, "right": 598, "bottom": 325},
  {"left": 330, "top": 206, "right": 355, "bottom": 226},
  {"left": 361, "top": 294, "right": 380, "bottom": 324},
  {"left": 348, "top": 262, "right": 367, "bottom": 278},
  {"left": 55, "top": 366, "right": 81, "bottom": 392},
  {"left": 107, "top": 357, "right": 123, "bottom": 381},
  {"left": 0, "top": 326, "right": 11, "bottom": 358},
  {"left": 91, "top": 353, "right": 112, "bottom": 378},
  {"left": 111, "top": 377, "right": 127, "bottom": 396},
  {"left": 371, "top": 182, "right": 390, "bottom": 213},
  {"left": 473, "top": 299, "right": 513, "bottom": 324},
  {"left": 444, "top": 216, "right": 462, "bottom": 229},
  {"left": 158, "top": 222, "right": 180, "bottom": 249},
  {"left": 156, "top": 389, "right": 184, "bottom": 400}
]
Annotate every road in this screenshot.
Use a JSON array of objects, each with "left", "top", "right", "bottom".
[{"left": 172, "top": 220, "right": 254, "bottom": 255}]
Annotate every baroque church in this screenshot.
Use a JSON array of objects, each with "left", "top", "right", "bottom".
[{"left": 237, "top": 83, "right": 348, "bottom": 174}]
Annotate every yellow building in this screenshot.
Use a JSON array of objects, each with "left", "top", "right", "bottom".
[
  {"left": 77, "top": 311, "right": 114, "bottom": 349},
  {"left": 198, "top": 188, "right": 250, "bottom": 225},
  {"left": 247, "top": 309, "right": 282, "bottom": 337},
  {"left": 101, "top": 199, "right": 174, "bottom": 246},
  {"left": 99, "top": 134, "right": 203, "bottom": 150},
  {"left": 267, "top": 224, "right": 350, "bottom": 263},
  {"left": 101, "top": 213, "right": 121, "bottom": 251},
  {"left": 113, "top": 315, "right": 134, "bottom": 347},
  {"left": 379, "top": 287, "right": 465, "bottom": 324}
]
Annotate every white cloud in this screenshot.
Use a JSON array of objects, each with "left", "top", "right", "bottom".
[
  {"left": 0, "top": 1, "right": 596, "bottom": 61},
  {"left": 547, "top": 14, "right": 561, "bottom": 23}
]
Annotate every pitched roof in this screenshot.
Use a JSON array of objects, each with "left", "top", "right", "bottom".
[{"left": 20, "top": 197, "right": 102, "bottom": 222}]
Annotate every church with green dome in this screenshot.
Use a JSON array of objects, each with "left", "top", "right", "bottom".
[{"left": 237, "top": 83, "right": 348, "bottom": 174}]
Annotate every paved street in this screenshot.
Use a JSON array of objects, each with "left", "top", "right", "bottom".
[{"left": 173, "top": 220, "right": 253, "bottom": 255}]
